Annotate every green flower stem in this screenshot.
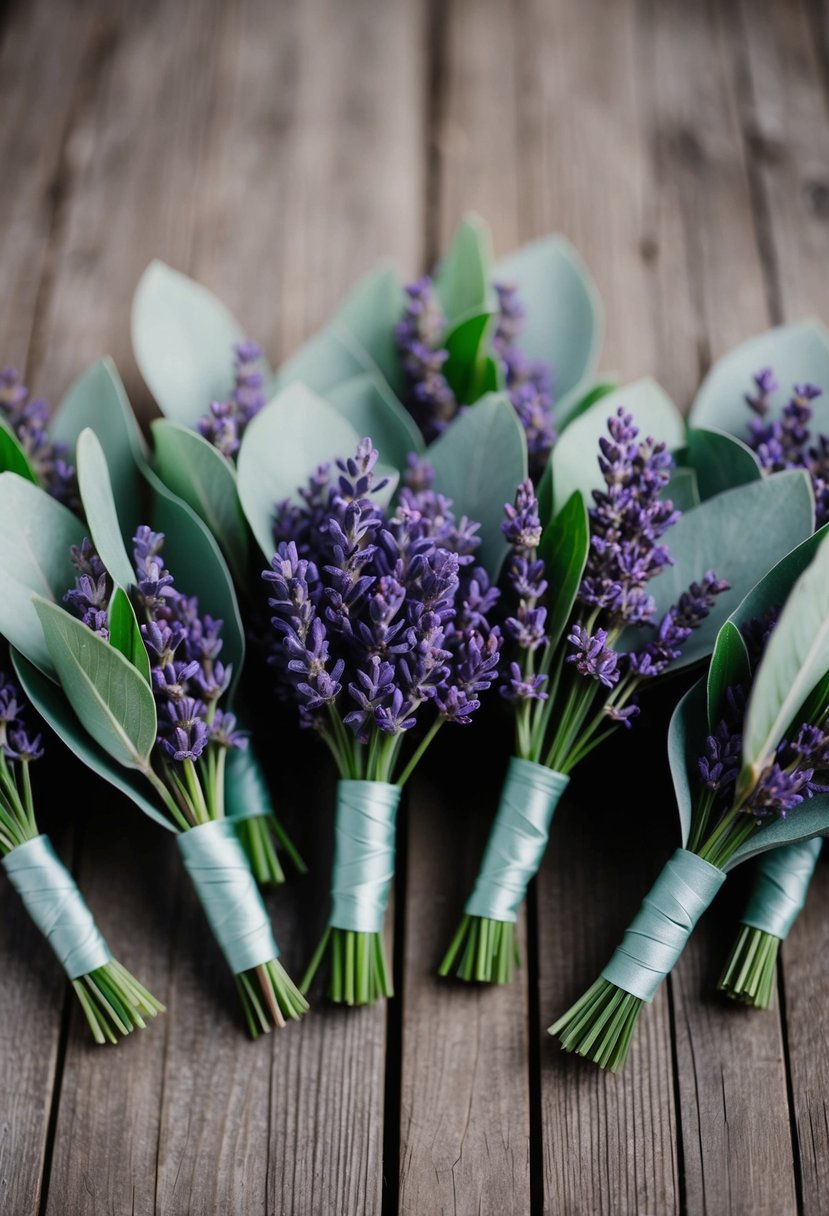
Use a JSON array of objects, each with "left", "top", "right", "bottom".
[
  {"left": 438, "top": 915, "right": 520, "bottom": 985},
  {"left": 550, "top": 977, "right": 644, "bottom": 1072},
  {"left": 718, "top": 925, "right": 779, "bottom": 1009},
  {"left": 300, "top": 927, "right": 392, "bottom": 1005},
  {"left": 395, "top": 718, "right": 443, "bottom": 788}
]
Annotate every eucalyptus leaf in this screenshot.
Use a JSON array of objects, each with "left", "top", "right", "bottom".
[
  {"left": 666, "top": 466, "right": 700, "bottom": 512},
  {"left": 434, "top": 214, "right": 495, "bottom": 327},
  {"left": 76, "top": 429, "right": 136, "bottom": 591},
  {"left": 443, "top": 311, "right": 497, "bottom": 404},
  {"left": 51, "top": 358, "right": 149, "bottom": 539},
  {"left": 690, "top": 319, "right": 829, "bottom": 440},
  {"left": 237, "top": 383, "right": 360, "bottom": 558},
  {"left": 494, "top": 234, "right": 603, "bottom": 428},
  {"left": 538, "top": 491, "right": 590, "bottom": 656},
  {"left": 742, "top": 529, "right": 829, "bottom": 785},
  {"left": 108, "top": 586, "right": 151, "bottom": 684},
  {"left": 12, "top": 650, "right": 174, "bottom": 834},
  {"left": 0, "top": 422, "right": 37, "bottom": 484},
  {"left": 725, "top": 795, "right": 829, "bottom": 870},
  {"left": 426, "top": 392, "right": 527, "bottom": 578},
  {"left": 151, "top": 420, "right": 249, "bottom": 584},
  {"left": 706, "top": 621, "right": 750, "bottom": 731},
  {"left": 0, "top": 473, "right": 86, "bottom": 675},
  {"left": 335, "top": 264, "right": 406, "bottom": 395},
  {"left": 631, "top": 470, "right": 815, "bottom": 671},
  {"left": 727, "top": 522, "right": 829, "bottom": 636},
  {"left": 34, "top": 597, "right": 157, "bottom": 770},
  {"left": 667, "top": 676, "right": 709, "bottom": 848},
  {"left": 132, "top": 260, "right": 269, "bottom": 427},
  {"left": 273, "top": 323, "right": 371, "bottom": 396},
  {"left": 325, "top": 373, "right": 423, "bottom": 468},
  {"left": 686, "top": 426, "right": 762, "bottom": 501},
  {"left": 560, "top": 380, "right": 618, "bottom": 428},
  {"left": 551, "top": 378, "right": 685, "bottom": 515}
]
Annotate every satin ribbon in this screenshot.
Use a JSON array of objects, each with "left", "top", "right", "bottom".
[
  {"left": 601, "top": 848, "right": 726, "bottom": 1002},
  {"left": 330, "top": 780, "right": 401, "bottom": 934},
  {"left": 741, "top": 838, "right": 823, "bottom": 940},
  {"left": 465, "top": 758, "right": 569, "bottom": 922},
  {"left": 2, "top": 835, "right": 112, "bottom": 979},
  {"left": 178, "top": 819, "right": 278, "bottom": 974}
]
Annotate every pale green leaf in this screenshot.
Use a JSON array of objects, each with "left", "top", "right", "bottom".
[
  {"left": 324, "top": 373, "right": 423, "bottom": 467},
  {"left": 433, "top": 213, "right": 495, "bottom": 327},
  {"left": 76, "top": 428, "right": 136, "bottom": 590}
]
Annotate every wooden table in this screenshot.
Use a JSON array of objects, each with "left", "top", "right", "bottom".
[{"left": 1, "top": 0, "right": 828, "bottom": 1212}]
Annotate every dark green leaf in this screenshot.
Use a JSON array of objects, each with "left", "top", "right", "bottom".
[
  {"left": 706, "top": 621, "right": 750, "bottom": 731},
  {"left": 667, "top": 676, "right": 709, "bottom": 848},
  {"left": 443, "top": 311, "right": 497, "bottom": 404},
  {"left": 132, "top": 260, "right": 269, "bottom": 426},
  {"left": 108, "top": 586, "right": 151, "bottom": 684},
  {"left": 34, "top": 597, "right": 157, "bottom": 770},
  {"left": 76, "top": 428, "right": 136, "bottom": 591},
  {"left": 0, "top": 474, "right": 86, "bottom": 675},
  {"left": 237, "top": 383, "right": 359, "bottom": 558},
  {"left": 551, "top": 378, "right": 685, "bottom": 515},
  {"left": 426, "top": 393, "right": 527, "bottom": 577},
  {"left": 13, "top": 650, "right": 174, "bottom": 833},
  {"left": 559, "top": 380, "right": 618, "bottom": 428},
  {"left": 538, "top": 491, "right": 590, "bottom": 656},
  {"left": 434, "top": 214, "right": 495, "bottom": 327},
  {"left": 151, "top": 420, "right": 249, "bottom": 584},
  {"left": 665, "top": 466, "right": 700, "bottom": 512},
  {"left": 0, "top": 423, "right": 38, "bottom": 484},
  {"left": 686, "top": 426, "right": 762, "bottom": 501},
  {"left": 494, "top": 234, "right": 603, "bottom": 427},
  {"left": 325, "top": 373, "right": 424, "bottom": 468}
]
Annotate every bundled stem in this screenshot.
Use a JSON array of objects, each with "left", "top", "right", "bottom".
[
  {"left": 718, "top": 926, "right": 779, "bottom": 1009},
  {"left": 235, "top": 813, "right": 307, "bottom": 886}
]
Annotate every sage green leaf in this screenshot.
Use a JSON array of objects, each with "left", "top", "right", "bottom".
[
  {"left": 633, "top": 470, "right": 815, "bottom": 672},
  {"left": 151, "top": 420, "right": 249, "bottom": 584},
  {"left": 741, "top": 529, "right": 829, "bottom": 789},
  {"left": 76, "top": 429, "right": 136, "bottom": 591},
  {"left": 325, "top": 373, "right": 423, "bottom": 467},
  {"left": 551, "top": 378, "right": 685, "bottom": 515},
  {"left": 494, "top": 234, "right": 603, "bottom": 428},
  {"left": 727, "top": 522, "right": 829, "bottom": 637},
  {"left": 725, "top": 794, "right": 829, "bottom": 870},
  {"left": 686, "top": 426, "right": 762, "bottom": 501},
  {"left": 0, "top": 473, "right": 86, "bottom": 675},
  {"left": 443, "top": 311, "right": 497, "bottom": 404},
  {"left": 691, "top": 320, "right": 829, "bottom": 439},
  {"left": 143, "top": 462, "right": 244, "bottom": 683},
  {"left": 132, "top": 260, "right": 269, "bottom": 427},
  {"left": 667, "top": 676, "right": 708, "bottom": 848},
  {"left": 237, "top": 383, "right": 360, "bottom": 558},
  {"left": 0, "top": 422, "right": 37, "bottom": 484},
  {"left": 273, "top": 323, "right": 371, "bottom": 396},
  {"left": 34, "top": 596, "right": 157, "bottom": 770},
  {"left": 706, "top": 621, "right": 750, "bottom": 731},
  {"left": 434, "top": 214, "right": 495, "bottom": 327},
  {"left": 426, "top": 392, "right": 527, "bottom": 577},
  {"left": 666, "top": 466, "right": 700, "bottom": 512},
  {"left": 108, "top": 586, "right": 151, "bottom": 684},
  {"left": 51, "top": 358, "right": 148, "bottom": 538},
  {"left": 12, "top": 650, "right": 174, "bottom": 834},
  {"left": 538, "top": 491, "right": 590, "bottom": 655},
  {"left": 335, "top": 264, "right": 406, "bottom": 395}
]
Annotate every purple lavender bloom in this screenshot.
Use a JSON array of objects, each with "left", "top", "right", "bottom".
[
  {"left": 0, "top": 367, "right": 77, "bottom": 505},
  {"left": 158, "top": 697, "right": 210, "bottom": 762},
  {"left": 500, "top": 661, "right": 549, "bottom": 704},
  {"left": 196, "top": 341, "right": 266, "bottom": 457},
  {"left": 698, "top": 720, "right": 743, "bottom": 793},
  {"left": 566, "top": 624, "right": 620, "bottom": 688},
  {"left": 494, "top": 283, "right": 556, "bottom": 476},
  {"left": 629, "top": 570, "right": 730, "bottom": 678},
  {"left": 210, "top": 709, "right": 248, "bottom": 751},
  {"left": 605, "top": 703, "right": 640, "bottom": 728},
  {"left": 394, "top": 278, "right": 457, "bottom": 442},
  {"left": 4, "top": 726, "right": 44, "bottom": 762},
  {"left": 745, "top": 372, "right": 829, "bottom": 526},
  {"left": 502, "top": 479, "right": 542, "bottom": 551},
  {"left": 745, "top": 368, "right": 778, "bottom": 419}
]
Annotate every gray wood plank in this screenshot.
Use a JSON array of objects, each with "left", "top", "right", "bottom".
[{"left": 732, "top": 1, "right": 829, "bottom": 1209}]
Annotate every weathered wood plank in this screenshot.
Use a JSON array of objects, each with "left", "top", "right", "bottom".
[{"left": 733, "top": 2, "right": 829, "bottom": 1209}]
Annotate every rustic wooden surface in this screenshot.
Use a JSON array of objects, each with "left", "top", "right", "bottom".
[{"left": 0, "top": 0, "right": 827, "bottom": 1212}]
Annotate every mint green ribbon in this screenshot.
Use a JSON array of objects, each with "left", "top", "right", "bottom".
[
  {"left": 330, "top": 780, "right": 401, "bottom": 934},
  {"left": 601, "top": 848, "right": 725, "bottom": 1002},
  {"left": 2, "top": 835, "right": 112, "bottom": 980},
  {"left": 741, "top": 838, "right": 823, "bottom": 940},
  {"left": 177, "top": 819, "right": 278, "bottom": 974},
  {"left": 465, "top": 758, "right": 569, "bottom": 922}
]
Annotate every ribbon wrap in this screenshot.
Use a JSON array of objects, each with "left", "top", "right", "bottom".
[
  {"left": 330, "top": 780, "right": 401, "bottom": 934},
  {"left": 741, "top": 838, "right": 823, "bottom": 940},
  {"left": 2, "top": 835, "right": 112, "bottom": 979},
  {"left": 177, "top": 819, "right": 278, "bottom": 974},
  {"left": 465, "top": 758, "right": 569, "bottom": 922},
  {"left": 601, "top": 848, "right": 725, "bottom": 1002}
]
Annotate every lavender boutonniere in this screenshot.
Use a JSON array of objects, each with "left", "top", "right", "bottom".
[
  {"left": 262, "top": 439, "right": 502, "bottom": 1004},
  {"left": 0, "top": 654, "right": 163, "bottom": 1043},
  {"left": 552, "top": 526, "right": 829, "bottom": 1069}
]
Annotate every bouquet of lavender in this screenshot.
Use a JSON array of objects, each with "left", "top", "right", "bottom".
[
  {"left": 440, "top": 390, "right": 816, "bottom": 985},
  {"left": 551, "top": 525, "right": 829, "bottom": 1069},
  {"left": 260, "top": 438, "right": 503, "bottom": 1004},
  {"left": 0, "top": 654, "right": 163, "bottom": 1043},
  {"left": 718, "top": 837, "right": 822, "bottom": 1008},
  {"left": 0, "top": 447, "right": 306, "bottom": 1036}
]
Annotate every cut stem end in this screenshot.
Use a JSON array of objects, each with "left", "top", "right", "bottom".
[
  {"left": 718, "top": 924, "right": 780, "bottom": 1010},
  {"left": 300, "top": 927, "right": 392, "bottom": 1006},
  {"left": 438, "top": 914, "right": 521, "bottom": 984}
]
